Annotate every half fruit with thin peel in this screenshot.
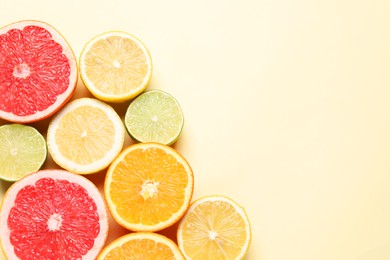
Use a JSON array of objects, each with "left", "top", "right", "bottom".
[
  {"left": 0, "top": 20, "right": 78, "bottom": 123},
  {"left": 0, "top": 169, "right": 108, "bottom": 259},
  {"left": 47, "top": 98, "right": 125, "bottom": 174},
  {"left": 79, "top": 31, "right": 152, "bottom": 102},
  {"left": 0, "top": 186, "right": 6, "bottom": 260},
  {"left": 0, "top": 246, "right": 5, "bottom": 260},
  {"left": 104, "top": 142, "right": 194, "bottom": 232},
  {"left": 98, "top": 232, "right": 184, "bottom": 259},
  {"left": 125, "top": 89, "right": 184, "bottom": 145},
  {"left": 0, "top": 124, "right": 47, "bottom": 181},
  {"left": 177, "top": 195, "right": 252, "bottom": 260}
]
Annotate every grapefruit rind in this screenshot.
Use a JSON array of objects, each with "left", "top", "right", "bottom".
[
  {"left": 104, "top": 142, "right": 194, "bottom": 232},
  {"left": 0, "top": 20, "right": 78, "bottom": 123},
  {"left": 0, "top": 170, "right": 108, "bottom": 259},
  {"left": 79, "top": 31, "right": 152, "bottom": 103}
]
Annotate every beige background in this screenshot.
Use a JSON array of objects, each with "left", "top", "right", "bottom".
[{"left": 1, "top": 0, "right": 390, "bottom": 259}]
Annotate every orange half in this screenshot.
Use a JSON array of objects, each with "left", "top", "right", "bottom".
[
  {"left": 104, "top": 143, "right": 194, "bottom": 232},
  {"left": 97, "top": 232, "right": 184, "bottom": 259}
]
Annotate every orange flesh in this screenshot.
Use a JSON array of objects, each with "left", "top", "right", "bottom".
[
  {"left": 109, "top": 147, "right": 188, "bottom": 226},
  {"left": 104, "top": 238, "right": 175, "bottom": 259}
]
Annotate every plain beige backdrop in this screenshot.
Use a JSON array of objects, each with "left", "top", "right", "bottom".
[{"left": 1, "top": 0, "right": 390, "bottom": 259}]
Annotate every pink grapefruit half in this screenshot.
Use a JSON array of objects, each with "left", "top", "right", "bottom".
[
  {"left": 0, "top": 20, "right": 77, "bottom": 123},
  {"left": 0, "top": 170, "right": 108, "bottom": 259}
]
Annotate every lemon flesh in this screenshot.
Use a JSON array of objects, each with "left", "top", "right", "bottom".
[{"left": 80, "top": 31, "right": 152, "bottom": 103}]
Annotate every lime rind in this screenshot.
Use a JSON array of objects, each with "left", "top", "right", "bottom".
[
  {"left": 0, "top": 124, "right": 47, "bottom": 181},
  {"left": 124, "top": 89, "right": 184, "bottom": 145}
]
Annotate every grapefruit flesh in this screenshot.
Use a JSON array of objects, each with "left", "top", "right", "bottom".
[
  {"left": 0, "top": 170, "right": 108, "bottom": 259},
  {"left": 0, "top": 20, "right": 77, "bottom": 123}
]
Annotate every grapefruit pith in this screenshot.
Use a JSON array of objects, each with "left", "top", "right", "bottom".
[
  {"left": 0, "top": 20, "right": 77, "bottom": 123},
  {"left": 0, "top": 170, "right": 108, "bottom": 259}
]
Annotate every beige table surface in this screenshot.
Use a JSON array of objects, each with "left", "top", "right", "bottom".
[{"left": 2, "top": 0, "right": 390, "bottom": 259}]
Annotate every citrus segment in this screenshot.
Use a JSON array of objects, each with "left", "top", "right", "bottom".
[
  {"left": 0, "top": 20, "right": 77, "bottom": 123},
  {"left": 0, "top": 170, "right": 108, "bottom": 259},
  {"left": 177, "top": 195, "right": 252, "bottom": 260},
  {"left": 98, "top": 232, "right": 184, "bottom": 260},
  {"left": 125, "top": 89, "right": 184, "bottom": 145},
  {"left": 47, "top": 98, "right": 125, "bottom": 174},
  {"left": 0, "top": 124, "right": 47, "bottom": 181},
  {"left": 104, "top": 143, "right": 194, "bottom": 231},
  {"left": 79, "top": 31, "right": 152, "bottom": 102}
]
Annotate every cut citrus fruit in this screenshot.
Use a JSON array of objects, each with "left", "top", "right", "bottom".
[
  {"left": 0, "top": 124, "right": 47, "bottom": 181},
  {"left": 98, "top": 232, "right": 184, "bottom": 259},
  {"left": 125, "top": 89, "right": 184, "bottom": 145},
  {"left": 0, "top": 169, "right": 108, "bottom": 259},
  {"left": 47, "top": 98, "right": 125, "bottom": 174},
  {"left": 177, "top": 195, "right": 252, "bottom": 260},
  {"left": 104, "top": 142, "right": 194, "bottom": 232},
  {"left": 0, "top": 246, "right": 5, "bottom": 259},
  {"left": 0, "top": 20, "right": 78, "bottom": 123},
  {"left": 79, "top": 31, "right": 152, "bottom": 102}
]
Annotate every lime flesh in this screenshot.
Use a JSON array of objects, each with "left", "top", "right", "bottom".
[
  {"left": 124, "top": 90, "right": 184, "bottom": 145},
  {"left": 0, "top": 124, "right": 47, "bottom": 181}
]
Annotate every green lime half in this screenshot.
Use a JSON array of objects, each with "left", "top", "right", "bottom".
[
  {"left": 0, "top": 124, "right": 47, "bottom": 181},
  {"left": 124, "top": 89, "right": 184, "bottom": 145}
]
